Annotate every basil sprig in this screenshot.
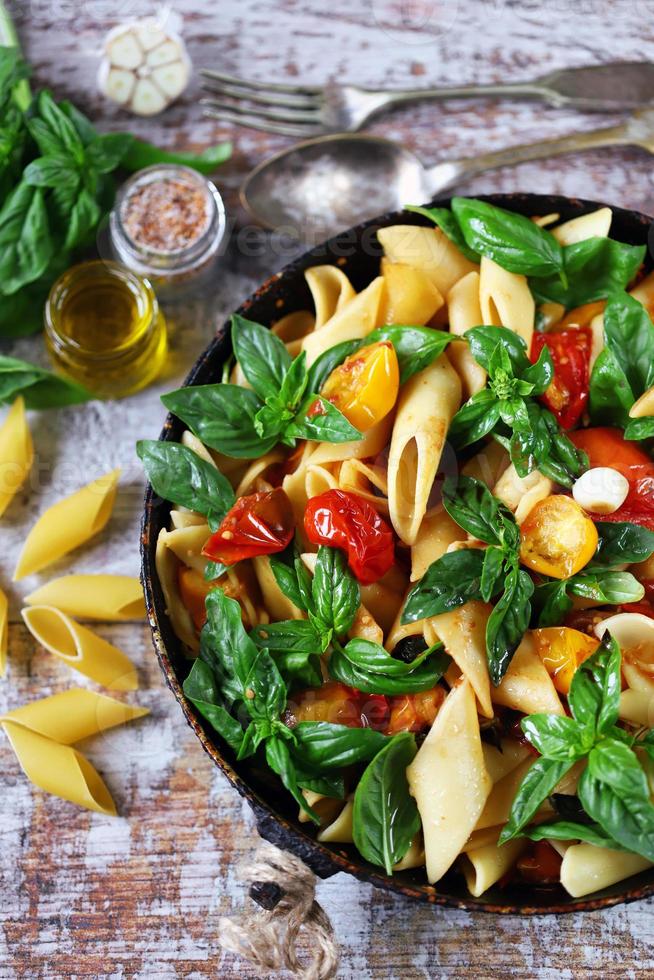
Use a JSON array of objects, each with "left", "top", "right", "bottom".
[
  {"left": 530, "top": 239, "right": 645, "bottom": 309},
  {"left": 163, "top": 315, "right": 361, "bottom": 459},
  {"left": 328, "top": 636, "right": 450, "bottom": 695},
  {"left": 594, "top": 521, "right": 654, "bottom": 565},
  {"left": 449, "top": 326, "right": 586, "bottom": 487},
  {"left": 0, "top": 354, "right": 92, "bottom": 408},
  {"left": 353, "top": 732, "right": 421, "bottom": 874},
  {"left": 402, "top": 475, "right": 532, "bottom": 684},
  {"left": 589, "top": 291, "right": 654, "bottom": 438},
  {"left": 136, "top": 439, "right": 235, "bottom": 531},
  {"left": 500, "top": 634, "right": 654, "bottom": 861},
  {"left": 533, "top": 567, "right": 645, "bottom": 627}
]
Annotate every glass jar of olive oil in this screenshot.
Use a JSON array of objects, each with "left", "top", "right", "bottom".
[{"left": 44, "top": 261, "right": 167, "bottom": 398}]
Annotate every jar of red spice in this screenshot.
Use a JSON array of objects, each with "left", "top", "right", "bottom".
[{"left": 109, "top": 164, "right": 226, "bottom": 298}]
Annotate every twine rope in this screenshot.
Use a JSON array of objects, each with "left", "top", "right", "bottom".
[{"left": 219, "top": 842, "right": 340, "bottom": 979}]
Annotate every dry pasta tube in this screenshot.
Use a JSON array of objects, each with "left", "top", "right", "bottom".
[
  {"left": 0, "top": 396, "right": 33, "bottom": 518},
  {"left": 22, "top": 605, "right": 138, "bottom": 691},
  {"left": 560, "top": 843, "right": 652, "bottom": 899},
  {"left": 387, "top": 354, "right": 461, "bottom": 545},
  {"left": 0, "top": 586, "right": 7, "bottom": 677},
  {"left": 378, "top": 257, "right": 444, "bottom": 325},
  {"left": 14, "top": 468, "right": 120, "bottom": 580},
  {"left": 479, "top": 256, "right": 535, "bottom": 348},
  {"left": 302, "top": 277, "right": 384, "bottom": 366},
  {"left": 24, "top": 574, "right": 145, "bottom": 621},
  {"left": 461, "top": 835, "right": 527, "bottom": 898},
  {"left": 377, "top": 224, "right": 478, "bottom": 297},
  {"left": 446, "top": 271, "right": 487, "bottom": 399},
  {"left": 1, "top": 688, "right": 149, "bottom": 744},
  {"left": 305, "top": 265, "right": 356, "bottom": 329},
  {"left": 407, "top": 678, "right": 492, "bottom": 884}
]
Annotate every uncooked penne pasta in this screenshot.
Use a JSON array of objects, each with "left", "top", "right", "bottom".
[
  {"left": 0, "top": 586, "right": 7, "bottom": 677},
  {"left": 0, "top": 396, "right": 33, "bottom": 518},
  {"left": 24, "top": 574, "right": 146, "bottom": 621},
  {"left": 388, "top": 354, "right": 461, "bottom": 545},
  {"left": 1, "top": 688, "right": 149, "bottom": 744},
  {"left": 479, "top": 256, "right": 535, "bottom": 348},
  {"left": 14, "top": 468, "right": 120, "bottom": 580}
]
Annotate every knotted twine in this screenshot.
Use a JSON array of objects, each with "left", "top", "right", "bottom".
[{"left": 219, "top": 842, "right": 340, "bottom": 979}]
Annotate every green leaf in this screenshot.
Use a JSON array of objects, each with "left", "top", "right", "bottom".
[
  {"left": 269, "top": 555, "right": 310, "bottom": 613},
  {"left": 329, "top": 640, "right": 450, "bottom": 695},
  {"left": 352, "top": 733, "right": 421, "bottom": 874},
  {"left": 136, "top": 439, "right": 234, "bottom": 529},
  {"left": 265, "top": 736, "right": 320, "bottom": 823},
  {"left": 567, "top": 569, "right": 644, "bottom": 606},
  {"left": 451, "top": 197, "right": 564, "bottom": 278},
  {"left": 84, "top": 132, "right": 133, "bottom": 173},
  {"left": 231, "top": 314, "right": 292, "bottom": 401},
  {"left": 448, "top": 388, "right": 501, "bottom": 448},
  {"left": 23, "top": 154, "right": 79, "bottom": 189},
  {"left": 588, "top": 347, "right": 634, "bottom": 428},
  {"left": 578, "top": 767, "right": 654, "bottom": 863},
  {"left": 64, "top": 187, "right": 101, "bottom": 250},
  {"left": 0, "top": 181, "right": 53, "bottom": 294},
  {"left": 442, "top": 474, "right": 511, "bottom": 545},
  {"left": 200, "top": 588, "right": 263, "bottom": 706},
  {"left": 121, "top": 137, "right": 232, "bottom": 174},
  {"left": 404, "top": 204, "right": 480, "bottom": 261},
  {"left": 284, "top": 395, "right": 361, "bottom": 444},
  {"left": 0, "top": 354, "right": 91, "bottom": 408},
  {"left": 291, "top": 722, "right": 388, "bottom": 770},
  {"left": 162, "top": 384, "right": 276, "bottom": 458},
  {"left": 486, "top": 566, "right": 533, "bottom": 685},
  {"left": 401, "top": 548, "right": 488, "bottom": 623},
  {"left": 603, "top": 292, "right": 654, "bottom": 395},
  {"left": 305, "top": 339, "right": 360, "bottom": 394},
  {"left": 183, "top": 659, "right": 246, "bottom": 755},
  {"left": 521, "top": 713, "right": 589, "bottom": 761},
  {"left": 465, "top": 325, "right": 531, "bottom": 375},
  {"left": 499, "top": 756, "right": 575, "bottom": 844},
  {"left": 367, "top": 324, "right": 454, "bottom": 383},
  {"left": 27, "top": 91, "right": 84, "bottom": 159},
  {"left": 531, "top": 238, "right": 645, "bottom": 308},
  {"left": 532, "top": 580, "right": 573, "bottom": 627},
  {"left": 588, "top": 739, "right": 651, "bottom": 801},
  {"left": 250, "top": 619, "right": 322, "bottom": 656},
  {"left": 338, "top": 636, "right": 445, "bottom": 677},
  {"left": 625, "top": 416, "right": 654, "bottom": 441},
  {"left": 568, "top": 632, "right": 621, "bottom": 736},
  {"left": 480, "top": 546, "right": 506, "bottom": 603},
  {"left": 595, "top": 522, "right": 654, "bottom": 565},
  {"left": 524, "top": 820, "right": 624, "bottom": 850},
  {"left": 312, "top": 546, "right": 360, "bottom": 636},
  {"left": 277, "top": 351, "right": 309, "bottom": 411}
]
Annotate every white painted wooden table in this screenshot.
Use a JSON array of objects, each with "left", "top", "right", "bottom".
[{"left": 3, "top": 1, "right": 654, "bottom": 976}]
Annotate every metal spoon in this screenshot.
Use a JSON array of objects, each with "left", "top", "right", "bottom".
[{"left": 241, "top": 109, "right": 654, "bottom": 242}]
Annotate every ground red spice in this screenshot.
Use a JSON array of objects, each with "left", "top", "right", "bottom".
[{"left": 122, "top": 178, "right": 210, "bottom": 252}]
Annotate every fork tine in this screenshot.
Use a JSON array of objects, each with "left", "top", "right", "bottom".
[
  {"left": 201, "top": 75, "right": 320, "bottom": 109},
  {"left": 202, "top": 105, "right": 323, "bottom": 138},
  {"left": 200, "top": 68, "right": 322, "bottom": 97},
  {"left": 200, "top": 97, "right": 321, "bottom": 125}
]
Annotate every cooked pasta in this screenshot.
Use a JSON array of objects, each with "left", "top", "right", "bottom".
[{"left": 142, "top": 196, "right": 654, "bottom": 901}]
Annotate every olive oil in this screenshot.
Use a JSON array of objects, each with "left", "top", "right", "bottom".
[{"left": 45, "top": 261, "right": 167, "bottom": 398}]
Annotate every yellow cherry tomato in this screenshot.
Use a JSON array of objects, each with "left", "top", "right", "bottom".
[
  {"left": 532, "top": 626, "right": 599, "bottom": 694},
  {"left": 519, "top": 494, "right": 598, "bottom": 579},
  {"left": 321, "top": 340, "right": 399, "bottom": 432}
]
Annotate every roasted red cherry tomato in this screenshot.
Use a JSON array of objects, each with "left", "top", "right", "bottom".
[
  {"left": 203, "top": 487, "right": 295, "bottom": 565},
  {"left": 516, "top": 841, "right": 562, "bottom": 885},
  {"left": 530, "top": 326, "right": 591, "bottom": 429},
  {"left": 304, "top": 489, "right": 394, "bottom": 584},
  {"left": 570, "top": 428, "right": 654, "bottom": 530}
]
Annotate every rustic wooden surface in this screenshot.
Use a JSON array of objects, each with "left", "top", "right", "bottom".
[{"left": 3, "top": 1, "right": 654, "bottom": 977}]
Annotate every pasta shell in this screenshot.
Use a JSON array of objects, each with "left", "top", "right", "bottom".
[{"left": 0, "top": 396, "right": 33, "bottom": 518}]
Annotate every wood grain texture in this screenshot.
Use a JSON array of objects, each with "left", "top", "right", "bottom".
[{"left": 3, "top": 0, "right": 654, "bottom": 976}]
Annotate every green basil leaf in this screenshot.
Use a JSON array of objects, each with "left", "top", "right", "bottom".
[
  {"left": 285, "top": 395, "right": 362, "bottom": 444},
  {"left": 532, "top": 580, "right": 574, "bottom": 628},
  {"left": 521, "top": 713, "right": 589, "bottom": 761},
  {"left": 530, "top": 238, "right": 646, "bottom": 308},
  {"left": 0, "top": 182, "right": 53, "bottom": 294},
  {"left": 404, "top": 204, "right": 480, "bottom": 262},
  {"left": 250, "top": 619, "right": 322, "bottom": 655},
  {"left": 84, "top": 132, "right": 133, "bottom": 173},
  {"left": 272, "top": 648, "right": 323, "bottom": 690},
  {"left": 486, "top": 566, "right": 533, "bottom": 685},
  {"left": 498, "top": 756, "right": 575, "bottom": 844},
  {"left": 567, "top": 569, "right": 644, "bottom": 605},
  {"left": 204, "top": 560, "right": 227, "bottom": 581},
  {"left": 338, "top": 637, "right": 445, "bottom": 677},
  {"left": 625, "top": 416, "right": 654, "bottom": 441},
  {"left": 231, "top": 314, "right": 291, "bottom": 401},
  {"left": 448, "top": 389, "right": 501, "bottom": 448},
  {"left": 402, "top": 548, "right": 487, "bottom": 623},
  {"left": 480, "top": 546, "right": 506, "bottom": 602},
  {"left": 595, "top": 522, "right": 654, "bottom": 565},
  {"left": 578, "top": 767, "right": 654, "bottom": 862},
  {"left": 121, "top": 137, "right": 232, "bottom": 174},
  {"left": 28, "top": 91, "right": 84, "bottom": 159},
  {"left": 136, "top": 439, "right": 235, "bottom": 528},
  {"left": 313, "top": 546, "right": 359, "bottom": 636},
  {"left": 442, "top": 474, "right": 511, "bottom": 545},
  {"left": 588, "top": 739, "right": 651, "bottom": 801},
  {"left": 588, "top": 347, "right": 634, "bottom": 428},
  {"left": 305, "top": 340, "right": 361, "bottom": 394},
  {"left": 465, "top": 324, "right": 530, "bottom": 376},
  {"left": 64, "top": 187, "right": 101, "bottom": 249},
  {"left": 451, "top": 197, "right": 564, "bottom": 278},
  {"left": 568, "top": 632, "right": 621, "bottom": 735},
  {"left": 277, "top": 351, "right": 309, "bottom": 412},
  {"left": 329, "top": 642, "right": 449, "bottom": 695},
  {"left": 603, "top": 291, "right": 654, "bottom": 395},
  {"left": 269, "top": 553, "right": 310, "bottom": 613},
  {"left": 521, "top": 343, "right": 555, "bottom": 395},
  {"left": 200, "top": 588, "right": 263, "bottom": 705},
  {"left": 291, "top": 722, "right": 388, "bottom": 770},
  {"left": 183, "top": 659, "right": 246, "bottom": 755},
  {"left": 23, "top": 154, "right": 79, "bottom": 189},
  {"left": 352, "top": 733, "right": 420, "bottom": 874},
  {"left": 524, "top": 820, "right": 624, "bottom": 850},
  {"left": 367, "top": 324, "right": 454, "bottom": 383},
  {"left": 0, "top": 354, "right": 91, "bottom": 408},
  {"left": 162, "top": 383, "right": 276, "bottom": 458},
  {"left": 265, "top": 736, "right": 320, "bottom": 823}
]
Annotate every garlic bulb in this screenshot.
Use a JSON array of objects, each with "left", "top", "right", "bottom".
[{"left": 98, "top": 16, "right": 191, "bottom": 116}]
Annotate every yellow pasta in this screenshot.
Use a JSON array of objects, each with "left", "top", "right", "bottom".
[
  {"left": 378, "top": 258, "right": 444, "bottom": 325},
  {"left": 410, "top": 506, "right": 462, "bottom": 581},
  {"left": 14, "top": 468, "right": 120, "bottom": 580},
  {"left": 475, "top": 758, "right": 534, "bottom": 831},
  {"left": 359, "top": 565, "right": 408, "bottom": 636},
  {"left": 482, "top": 739, "right": 531, "bottom": 784},
  {"left": 446, "top": 271, "right": 487, "bottom": 399},
  {"left": 378, "top": 224, "right": 478, "bottom": 297},
  {"left": 155, "top": 528, "right": 198, "bottom": 650},
  {"left": 317, "top": 799, "right": 354, "bottom": 843},
  {"left": 551, "top": 207, "right": 612, "bottom": 245},
  {"left": 424, "top": 601, "right": 493, "bottom": 718},
  {"left": 253, "top": 555, "right": 304, "bottom": 621},
  {"left": 0, "top": 585, "right": 7, "bottom": 677},
  {"left": 24, "top": 574, "right": 145, "bottom": 621},
  {"left": 493, "top": 633, "right": 564, "bottom": 716},
  {"left": 462, "top": 834, "right": 526, "bottom": 897},
  {"left": 407, "top": 678, "right": 492, "bottom": 884},
  {"left": 302, "top": 277, "right": 384, "bottom": 365},
  {"left": 560, "top": 843, "right": 652, "bottom": 899},
  {"left": 305, "top": 265, "right": 356, "bottom": 329},
  {"left": 462, "top": 441, "right": 509, "bottom": 488},
  {"left": 479, "top": 256, "right": 535, "bottom": 348},
  {"left": 235, "top": 448, "right": 286, "bottom": 497},
  {"left": 22, "top": 605, "right": 138, "bottom": 690},
  {"left": 159, "top": 523, "right": 210, "bottom": 573},
  {"left": 393, "top": 836, "right": 426, "bottom": 871},
  {"left": 493, "top": 464, "right": 553, "bottom": 524},
  {"left": 387, "top": 354, "right": 461, "bottom": 545},
  {"left": 338, "top": 458, "right": 388, "bottom": 514},
  {"left": 306, "top": 414, "right": 393, "bottom": 468},
  {"left": 1, "top": 689, "right": 148, "bottom": 815},
  {"left": 0, "top": 396, "right": 33, "bottom": 518}
]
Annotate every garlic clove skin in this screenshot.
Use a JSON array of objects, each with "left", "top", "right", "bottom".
[
  {"left": 98, "top": 17, "right": 191, "bottom": 116},
  {"left": 572, "top": 466, "right": 630, "bottom": 515}
]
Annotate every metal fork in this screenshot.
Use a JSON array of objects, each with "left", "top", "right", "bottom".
[{"left": 200, "top": 63, "right": 654, "bottom": 137}]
